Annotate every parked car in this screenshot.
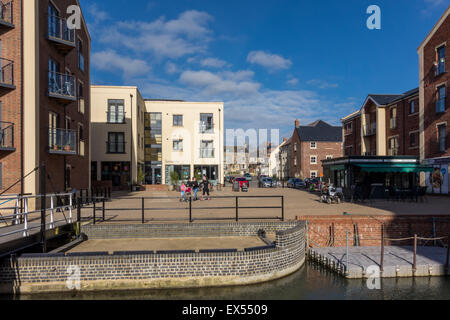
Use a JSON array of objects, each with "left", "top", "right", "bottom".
[
  {"left": 287, "top": 178, "right": 303, "bottom": 188},
  {"left": 244, "top": 173, "right": 253, "bottom": 181},
  {"left": 294, "top": 179, "right": 306, "bottom": 189},
  {"left": 260, "top": 177, "right": 274, "bottom": 188}
]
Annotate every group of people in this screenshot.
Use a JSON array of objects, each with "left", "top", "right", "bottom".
[{"left": 180, "top": 176, "right": 211, "bottom": 202}]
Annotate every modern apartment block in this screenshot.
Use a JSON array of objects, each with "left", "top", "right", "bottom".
[
  {"left": 144, "top": 100, "right": 224, "bottom": 186},
  {"left": 418, "top": 6, "right": 449, "bottom": 194},
  {"left": 90, "top": 86, "right": 146, "bottom": 190},
  {"left": 91, "top": 86, "right": 224, "bottom": 189},
  {"left": 342, "top": 89, "right": 420, "bottom": 157},
  {"left": 0, "top": 0, "right": 90, "bottom": 195},
  {"left": 288, "top": 119, "right": 342, "bottom": 179}
]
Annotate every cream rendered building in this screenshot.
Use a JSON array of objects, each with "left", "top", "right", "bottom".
[
  {"left": 90, "top": 86, "right": 224, "bottom": 189},
  {"left": 90, "top": 86, "right": 146, "bottom": 189},
  {"left": 144, "top": 100, "right": 224, "bottom": 186}
]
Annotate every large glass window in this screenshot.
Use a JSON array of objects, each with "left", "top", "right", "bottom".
[
  {"left": 200, "top": 113, "right": 214, "bottom": 133},
  {"left": 409, "top": 100, "right": 415, "bottom": 114},
  {"left": 436, "top": 85, "right": 446, "bottom": 113},
  {"left": 194, "top": 166, "right": 218, "bottom": 182},
  {"left": 200, "top": 140, "right": 214, "bottom": 158},
  {"left": 78, "top": 39, "right": 85, "bottom": 72},
  {"left": 107, "top": 132, "right": 125, "bottom": 154},
  {"left": 173, "top": 139, "right": 183, "bottom": 151},
  {"left": 173, "top": 115, "right": 183, "bottom": 127},
  {"left": 108, "top": 100, "right": 125, "bottom": 123},
  {"left": 437, "top": 46, "right": 446, "bottom": 75}
]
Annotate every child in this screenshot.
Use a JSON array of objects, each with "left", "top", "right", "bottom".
[{"left": 180, "top": 182, "right": 186, "bottom": 202}]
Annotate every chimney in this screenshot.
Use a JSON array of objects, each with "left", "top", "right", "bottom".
[
  {"left": 295, "top": 119, "right": 300, "bottom": 128},
  {"left": 283, "top": 137, "right": 287, "bottom": 142}
]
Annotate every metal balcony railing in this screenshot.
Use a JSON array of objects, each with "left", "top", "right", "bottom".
[
  {"left": 0, "top": 1, "right": 13, "bottom": 26},
  {"left": 107, "top": 111, "right": 126, "bottom": 124},
  {"left": 48, "top": 15, "right": 75, "bottom": 44},
  {"left": 199, "top": 148, "right": 215, "bottom": 158},
  {"left": 199, "top": 122, "right": 214, "bottom": 133},
  {"left": 0, "top": 57, "right": 14, "bottom": 87},
  {"left": 436, "top": 97, "right": 446, "bottom": 113},
  {"left": 48, "top": 71, "right": 76, "bottom": 100},
  {"left": 363, "top": 124, "right": 376, "bottom": 137},
  {"left": 0, "top": 121, "right": 14, "bottom": 150},
  {"left": 48, "top": 128, "right": 77, "bottom": 154},
  {"left": 106, "top": 141, "right": 126, "bottom": 154}
]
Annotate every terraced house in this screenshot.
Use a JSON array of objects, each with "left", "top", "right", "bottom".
[{"left": 0, "top": 0, "right": 91, "bottom": 195}]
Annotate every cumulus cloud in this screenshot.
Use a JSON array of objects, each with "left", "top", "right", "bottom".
[
  {"left": 307, "top": 79, "right": 338, "bottom": 89},
  {"left": 286, "top": 78, "right": 299, "bottom": 86},
  {"left": 247, "top": 51, "right": 292, "bottom": 71},
  {"left": 92, "top": 50, "right": 151, "bottom": 78},
  {"left": 97, "top": 10, "right": 214, "bottom": 59},
  {"left": 165, "top": 61, "right": 179, "bottom": 74},
  {"left": 200, "top": 58, "right": 229, "bottom": 68}
]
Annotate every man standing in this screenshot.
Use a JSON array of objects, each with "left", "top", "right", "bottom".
[
  {"left": 192, "top": 177, "right": 199, "bottom": 201},
  {"left": 201, "top": 175, "right": 211, "bottom": 200}
]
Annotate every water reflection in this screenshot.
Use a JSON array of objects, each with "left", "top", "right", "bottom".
[{"left": 13, "top": 262, "right": 450, "bottom": 300}]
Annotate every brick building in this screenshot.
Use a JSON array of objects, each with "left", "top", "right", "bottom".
[
  {"left": 288, "top": 119, "right": 342, "bottom": 179},
  {"left": 418, "top": 6, "right": 450, "bottom": 194},
  {"left": 0, "top": 0, "right": 90, "bottom": 195}
]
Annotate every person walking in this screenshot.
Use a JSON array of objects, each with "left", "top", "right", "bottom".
[
  {"left": 192, "top": 177, "right": 199, "bottom": 201},
  {"left": 201, "top": 175, "right": 211, "bottom": 200}
]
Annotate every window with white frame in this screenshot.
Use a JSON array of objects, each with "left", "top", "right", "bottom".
[
  {"left": 173, "top": 139, "right": 183, "bottom": 151},
  {"left": 310, "top": 142, "right": 317, "bottom": 149},
  {"left": 326, "top": 155, "right": 333, "bottom": 160},
  {"left": 310, "top": 156, "right": 317, "bottom": 164},
  {"left": 310, "top": 171, "right": 318, "bottom": 179}
]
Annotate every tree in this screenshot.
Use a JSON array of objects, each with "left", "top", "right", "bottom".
[{"left": 170, "top": 171, "right": 180, "bottom": 186}]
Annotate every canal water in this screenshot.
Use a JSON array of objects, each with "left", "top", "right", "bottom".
[{"left": 10, "top": 262, "right": 450, "bottom": 300}]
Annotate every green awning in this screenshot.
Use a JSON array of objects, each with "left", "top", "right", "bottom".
[
  {"left": 330, "top": 165, "right": 346, "bottom": 171},
  {"left": 355, "top": 164, "right": 434, "bottom": 173}
]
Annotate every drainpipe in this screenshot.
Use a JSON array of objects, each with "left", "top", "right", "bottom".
[{"left": 20, "top": 0, "right": 24, "bottom": 195}]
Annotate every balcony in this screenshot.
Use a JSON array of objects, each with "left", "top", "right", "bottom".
[
  {"left": 199, "top": 123, "right": 214, "bottom": 134},
  {"left": 106, "top": 141, "right": 126, "bottom": 154},
  {"left": 436, "top": 97, "right": 446, "bottom": 113},
  {"left": 0, "top": 57, "right": 15, "bottom": 92},
  {"left": 388, "top": 148, "right": 399, "bottom": 156},
  {"left": 363, "top": 124, "right": 376, "bottom": 137},
  {"left": 0, "top": 121, "right": 15, "bottom": 151},
  {"left": 47, "top": 15, "right": 75, "bottom": 53},
  {"left": 199, "top": 148, "right": 215, "bottom": 158},
  {"left": 0, "top": 1, "right": 14, "bottom": 29},
  {"left": 390, "top": 118, "right": 397, "bottom": 130},
  {"left": 48, "top": 71, "right": 76, "bottom": 102},
  {"left": 48, "top": 128, "right": 77, "bottom": 155},
  {"left": 106, "top": 111, "right": 126, "bottom": 124}
]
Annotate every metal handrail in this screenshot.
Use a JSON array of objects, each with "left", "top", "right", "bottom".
[
  {"left": 0, "top": 57, "right": 14, "bottom": 85},
  {"left": 48, "top": 71, "right": 76, "bottom": 98},
  {"left": 48, "top": 14, "right": 75, "bottom": 43},
  {"left": 0, "top": 1, "right": 13, "bottom": 25}
]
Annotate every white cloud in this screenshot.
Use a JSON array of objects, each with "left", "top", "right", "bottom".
[
  {"left": 92, "top": 50, "right": 151, "bottom": 78},
  {"left": 307, "top": 79, "right": 339, "bottom": 89},
  {"left": 287, "top": 78, "right": 299, "bottom": 86},
  {"left": 97, "top": 10, "right": 214, "bottom": 59},
  {"left": 165, "top": 62, "right": 179, "bottom": 74},
  {"left": 200, "top": 58, "right": 229, "bottom": 68},
  {"left": 247, "top": 51, "right": 292, "bottom": 71}
]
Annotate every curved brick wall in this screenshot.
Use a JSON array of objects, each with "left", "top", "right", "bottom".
[{"left": 0, "top": 222, "right": 305, "bottom": 293}]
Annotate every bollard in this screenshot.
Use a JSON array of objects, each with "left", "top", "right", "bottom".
[
  {"left": 189, "top": 196, "right": 192, "bottom": 223},
  {"left": 281, "top": 196, "right": 285, "bottom": 221}
]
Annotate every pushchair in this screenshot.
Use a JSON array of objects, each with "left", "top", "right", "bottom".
[{"left": 180, "top": 187, "right": 192, "bottom": 202}]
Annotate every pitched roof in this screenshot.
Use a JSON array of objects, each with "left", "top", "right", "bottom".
[
  {"left": 367, "top": 94, "right": 403, "bottom": 106},
  {"left": 295, "top": 120, "right": 342, "bottom": 142},
  {"left": 390, "top": 88, "right": 419, "bottom": 104}
]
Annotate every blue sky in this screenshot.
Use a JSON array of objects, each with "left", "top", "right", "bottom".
[{"left": 80, "top": 0, "right": 448, "bottom": 140}]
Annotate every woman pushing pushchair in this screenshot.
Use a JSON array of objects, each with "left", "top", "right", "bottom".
[{"left": 180, "top": 182, "right": 192, "bottom": 202}]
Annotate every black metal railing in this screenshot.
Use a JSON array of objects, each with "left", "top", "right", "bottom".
[
  {"left": 48, "top": 15, "right": 75, "bottom": 44},
  {"left": 106, "top": 141, "right": 126, "bottom": 154},
  {"left": 0, "top": 57, "right": 14, "bottom": 86},
  {"left": 0, "top": 121, "right": 14, "bottom": 149},
  {"left": 87, "top": 195, "right": 284, "bottom": 224},
  {"left": 0, "top": 1, "right": 13, "bottom": 25},
  {"left": 48, "top": 128, "right": 77, "bottom": 154},
  {"left": 48, "top": 71, "right": 76, "bottom": 99},
  {"left": 199, "top": 123, "right": 214, "bottom": 133}
]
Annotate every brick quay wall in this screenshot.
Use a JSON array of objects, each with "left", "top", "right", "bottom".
[{"left": 0, "top": 222, "right": 305, "bottom": 294}]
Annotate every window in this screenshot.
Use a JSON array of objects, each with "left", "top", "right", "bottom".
[
  {"left": 390, "top": 107, "right": 397, "bottom": 129},
  {"left": 200, "top": 140, "right": 214, "bottom": 158},
  {"left": 78, "top": 82, "right": 84, "bottom": 114},
  {"left": 436, "top": 85, "right": 446, "bottom": 113},
  {"left": 173, "top": 115, "right": 183, "bottom": 127},
  {"left": 409, "top": 132, "right": 417, "bottom": 148},
  {"left": 108, "top": 100, "right": 125, "bottom": 123},
  {"left": 107, "top": 132, "right": 125, "bottom": 154},
  {"left": 438, "top": 124, "right": 446, "bottom": 153},
  {"left": 437, "top": 45, "right": 446, "bottom": 76},
  {"left": 388, "top": 137, "right": 399, "bottom": 156},
  {"left": 310, "top": 156, "right": 317, "bottom": 164},
  {"left": 310, "top": 142, "right": 317, "bottom": 149},
  {"left": 294, "top": 143, "right": 297, "bottom": 152},
  {"left": 78, "top": 124, "right": 84, "bottom": 156},
  {"left": 48, "top": 3, "right": 59, "bottom": 38},
  {"left": 310, "top": 171, "right": 317, "bottom": 179},
  {"left": 173, "top": 139, "right": 183, "bottom": 151},
  {"left": 200, "top": 114, "right": 214, "bottom": 133},
  {"left": 294, "top": 158, "right": 297, "bottom": 166},
  {"left": 326, "top": 155, "right": 333, "bottom": 160},
  {"left": 344, "top": 123, "right": 352, "bottom": 135},
  {"left": 409, "top": 100, "right": 416, "bottom": 114},
  {"left": 78, "top": 39, "right": 85, "bottom": 72}
]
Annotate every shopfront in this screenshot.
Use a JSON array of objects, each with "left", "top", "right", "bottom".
[
  {"left": 194, "top": 165, "right": 218, "bottom": 184},
  {"left": 423, "top": 157, "right": 450, "bottom": 195},
  {"left": 101, "top": 162, "right": 131, "bottom": 189}
]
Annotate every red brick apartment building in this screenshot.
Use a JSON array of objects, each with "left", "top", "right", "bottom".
[
  {"left": 340, "top": 6, "right": 450, "bottom": 194},
  {"left": 288, "top": 119, "right": 342, "bottom": 179},
  {"left": 0, "top": 0, "right": 90, "bottom": 195}
]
